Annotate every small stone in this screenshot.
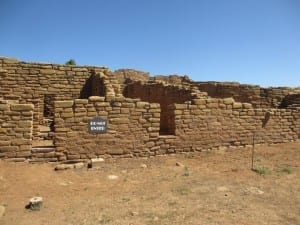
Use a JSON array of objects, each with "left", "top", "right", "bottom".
[
  {"left": 140, "top": 163, "right": 147, "bottom": 168},
  {"left": 108, "top": 175, "right": 119, "bottom": 180},
  {"left": 217, "top": 186, "right": 229, "bottom": 192},
  {"left": 176, "top": 162, "right": 184, "bottom": 167},
  {"left": 59, "top": 181, "right": 73, "bottom": 186},
  {"left": 54, "top": 164, "right": 74, "bottom": 170},
  {"left": 130, "top": 211, "right": 139, "bottom": 216},
  {"left": 74, "top": 162, "right": 84, "bottom": 169},
  {"left": 0, "top": 205, "right": 5, "bottom": 218},
  {"left": 91, "top": 158, "right": 104, "bottom": 163},
  {"left": 27, "top": 197, "right": 43, "bottom": 211},
  {"left": 89, "top": 158, "right": 105, "bottom": 169},
  {"left": 245, "top": 187, "right": 264, "bottom": 195},
  {"left": 153, "top": 216, "right": 159, "bottom": 221}
]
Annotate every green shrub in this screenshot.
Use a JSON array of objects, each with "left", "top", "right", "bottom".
[
  {"left": 251, "top": 166, "right": 270, "bottom": 175},
  {"left": 65, "top": 59, "right": 76, "bottom": 65}
]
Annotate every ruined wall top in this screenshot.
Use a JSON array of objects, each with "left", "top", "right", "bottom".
[{"left": 1, "top": 56, "right": 300, "bottom": 109}]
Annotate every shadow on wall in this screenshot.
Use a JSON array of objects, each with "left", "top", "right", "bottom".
[
  {"left": 279, "top": 94, "right": 300, "bottom": 108},
  {"left": 80, "top": 71, "right": 106, "bottom": 98},
  {"left": 123, "top": 81, "right": 193, "bottom": 135}
]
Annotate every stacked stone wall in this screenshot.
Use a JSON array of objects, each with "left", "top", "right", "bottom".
[
  {"left": 0, "top": 57, "right": 299, "bottom": 162},
  {"left": 123, "top": 82, "right": 199, "bottom": 134},
  {"left": 168, "top": 98, "right": 300, "bottom": 153},
  {"left": 52, "top": 96, "right": 299, "bottom": 160},
  {"left": 0, "top": 100, "right": 33, "bottom": 161},
  {"left": 0, "top": 57, "right": 118, "bottom": 138},
  {"left": 194, "top": 82, "right": 300, "bottom": 108},
  {"left": 54, "top": 96, "right": 160, "bottom": 160}
]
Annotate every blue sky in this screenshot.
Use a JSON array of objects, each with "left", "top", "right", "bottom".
[{"left": 1, "top": 0, "right": 299, "bottom": 87}]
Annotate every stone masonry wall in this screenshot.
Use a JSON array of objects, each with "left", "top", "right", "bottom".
[
  {"left": 54, "top": 96, "right": 160, "bottom": 160},
  {"left": 0, "top": 57, "right": 118, "bottom": 139},
  {"left": 167, "top": 98, "right": 300, "bottom": 153},
  {"left": 0, "top": 99, "right": 33, "bottom": 161},
  {"left": 52, "top": 96, "right": 299, "bottom": 160},
  {"left": 194, "top": 82, "right": 300, "bottom": 108},
  {"left": 123, "top": 81, "right": 201, "bottom": 134},
  {"left": 0, "top": 57, "right": 299, "bottom": 162}
]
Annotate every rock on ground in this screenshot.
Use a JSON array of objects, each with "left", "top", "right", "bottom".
[{"left": 0, "top": 205, "right": 5, "bottom": 218}]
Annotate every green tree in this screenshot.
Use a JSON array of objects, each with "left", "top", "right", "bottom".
[{"left": 65, "top": 59, "right": 76, "bottom": 65}]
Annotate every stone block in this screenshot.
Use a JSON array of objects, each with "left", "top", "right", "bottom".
[
  {"left": 61, "top": 112, "right": 74, "bottom": 118},
  {"left": 0, "top": 146, "right": 19, "bottom": 152},
  {"left": 145, "top": 142, "right": 155, "bottom": 148},
  {"left": 11, "top": 104, "right": 34, "bottom": 111},
  {"left": 192, "top": 99, "right": 206, "bottom": 105},
  {"left": 89, "top": 96, "right": 105, "bottom": 102},
  {"left": 147, "top": 127, "right": 160, "bottom": 132},
  {"left": 150, "top": 103, "right": 160, "bottom": 108},
  {"left": 2, "top": 122, "right": 17, "bottom": 128},
  {"left": 233, "top": 102, "right": 243, "bottom": 109},
  {"left": 55, "top": 101, "right": 74, "bottom": 108},
  {"left": 136, "top": 101, "right": 149, "bottom": 108},
  {"left": 207, "top": 103, "right": 219, "bottom": 108},
  {"left": 16, "top": 151, "right": 31, "bottom": 157},
  {"left": 0, "top": 141, "right": 11, "bottom": 146},
  {"left": 149, "top": 108, "right": 160, "bottom": 113},
  {"left": 75, "top": 99, "right": 89, "bottom": 104},
  {"left": 243, "top": 103, "right": 252, "bottom": 109},
  {"left": 18, "top": 121, "right": 33, "bottom": 128},
  {"left": 94, "top": 102, "right": 110, "bottom": 107},
  {"left": 174, "top": 110, "right": 183, "bottom": 115},
  {"left": 40, "top": 69, "right": 55, "bottom": 74},
  {"left": 0, "top": 104, "right": 9, "bottom": 111},
  {"left": 11, "top": 139, "right": 31, "bottom": 145},
  {"left": 20, "top": 145, "right": 32, "bottom": 151},
  {"left": 223, "top": 98, "right": 235, "bottom": 104},
  {"left": 122, "top": 102, "right": 135, "bottom": 108}
]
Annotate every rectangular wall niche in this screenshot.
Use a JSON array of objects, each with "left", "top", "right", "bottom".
[{"left": 44, "top": 94, "right": 56, "bottom": 118}]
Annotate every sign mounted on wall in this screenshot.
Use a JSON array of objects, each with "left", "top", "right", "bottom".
[{"left": 88, "top": 117, "right": 107, "bottom": 133}]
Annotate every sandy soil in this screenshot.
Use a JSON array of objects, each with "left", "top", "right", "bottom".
[{"left": 0, "top": 142, "right": 299, "bottom": 225}]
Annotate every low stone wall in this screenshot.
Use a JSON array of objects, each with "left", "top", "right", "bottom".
[
  {"left": 0, "top": 100, "right": 33, "bottom": 160},
  {"left": 52, "top": 96, "right": 299, "bottom": 160},
  {"left": 54, "top": 96, "right": 161, "bottom": 160},
  {"left": 194, "top": 82, "right": 300, "bottom": 108},
  {"left": 169, "top": 98, "right": 299, "bottom": 152}
]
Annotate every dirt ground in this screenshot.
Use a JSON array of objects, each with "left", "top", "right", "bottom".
[{"left": 0, "top": 142, "right": 299, "bottom": 225}]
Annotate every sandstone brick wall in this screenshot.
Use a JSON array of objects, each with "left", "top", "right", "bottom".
[
  {"left": 0, "top": 57, "right": 117, "bottom": 138},
  {"left": 52, "top": 96, "right": 299, "bottom": 160},
  {"left": 168, "top": 97, "right": 300, "bottom": 152},
  {"left": 54, "top": 96, "right": 160, "bottom": 160},
  {"left": 0, "top": 57, "right": 299, "bottom": 162},
  {"left": 281, "top": 94, "right": 300, "bottom": 108},
  {"left": 123, "top": 81, "right": 204, "bottom": 135},
  {"left": 194, "top": 82, "right": 300, "bottom": 108},
  {"left": 0, "top": 100, "right": 33, "bottom": 161}
]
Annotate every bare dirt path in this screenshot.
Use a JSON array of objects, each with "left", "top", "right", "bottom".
[{"left": 0, "top": 142, "right": 299, "bottom": 225}]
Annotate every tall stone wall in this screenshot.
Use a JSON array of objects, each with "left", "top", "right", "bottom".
[
  {"left": 54, "top": 96, "right": 160, "bottom": 160},
  {"left": 0, "top": 100, "right": 33, "bottom": 161},
  {"left": 0, "top": 57, "right": 119, "bottom": 139}
]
